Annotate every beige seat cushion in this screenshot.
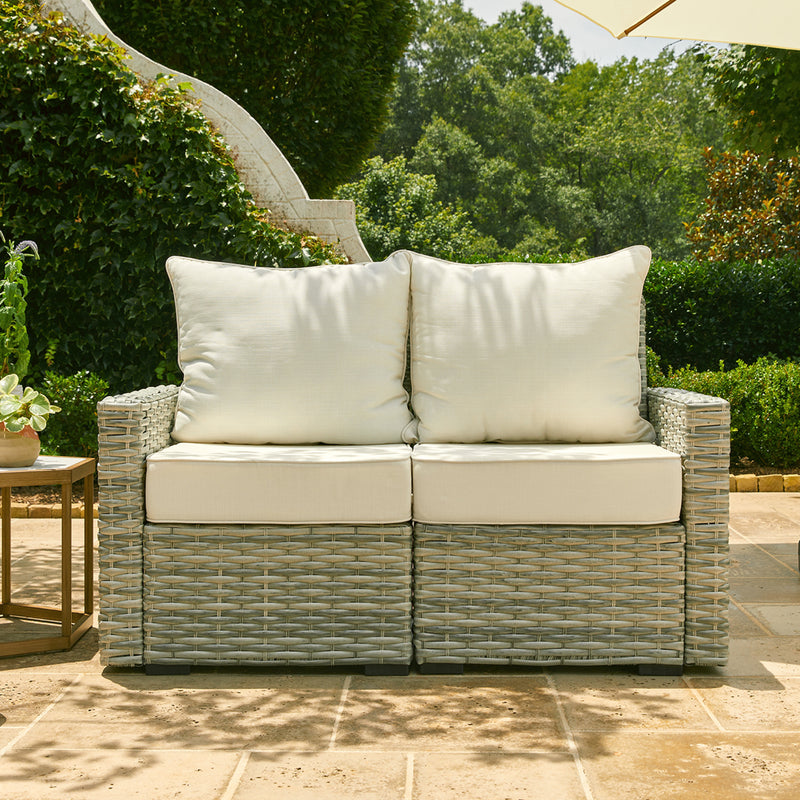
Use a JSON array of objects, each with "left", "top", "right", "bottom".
[
  {"left": 408, "top": 247, "right": 655, "bottom": 444},
  {"left": 167, "top": 252, "right": 413, "bottom": 445},
  {"left": 411, "top": 443, "right": 682, "bottom": 525},
  {"left": 146, "top": 443, "right": 412, "bottom": 524}
]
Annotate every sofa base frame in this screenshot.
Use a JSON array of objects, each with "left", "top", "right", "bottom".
[
  {"left": 413, "top": 521, "right": 689, "bottom": 669},
  {"left": 97, "top": 383, "right": 731, "bottom": 672}
]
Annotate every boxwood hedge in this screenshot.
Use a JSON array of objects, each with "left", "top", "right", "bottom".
[
  {"left": 644, "top": 257, "right": 800, "bottom": 372},
  {"left": 649, "top": 352, "right": 800, "bottom": 469}
]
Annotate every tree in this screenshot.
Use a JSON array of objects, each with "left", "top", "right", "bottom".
[
  {"left": 92, "top": 0, "right": 416, "bottom": 197},
  {"left": 378, "top": 0, "right": 572, "bottom": 159},
  {"left": 334, "top": 156, "right": 495, "bottom": 261},
  {"left": 687, "top": 47, "right": 800, "bottom": 262},
  {"left": 707, "top": 45, "right": 800, "bottom": 157},
  {"left": 553, "top": 52, "right": 727, "bottom": 258},
  {"left": 373, "top": 1, "right": 724, "bottom": 260},
  {"left": 375, "top": 0, "right": 575, "bottom": 254},
  {"left": 686, "top": 149, "right": 800, "bottom": 262}
]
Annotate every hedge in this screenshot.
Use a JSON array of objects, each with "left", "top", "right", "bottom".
[
  {"left": 92, "top": 0, "right": 417, "bottom": 198},
  {"left": 649, "top": 351, "right": 800, "bottom": 469},
  {"left": 644, "top": 257, "right": 800, "bottom": 371}
]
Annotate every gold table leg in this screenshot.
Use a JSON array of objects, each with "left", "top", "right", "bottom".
[
  {"left": 0, "top": 463, "right": 94, "bottom": 658},
  {"left": 1, "top": 486, "right": 10, "bottom": 607}
]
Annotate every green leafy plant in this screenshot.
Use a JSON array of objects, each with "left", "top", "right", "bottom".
[
  {"left": 0, "top": 232, "right": 35, "bottom": 379},
  {"left": 705, "top": 44, "right": 800, "bottom": 158},
  {"left": 0, "top": 373, "right": 60, "bottom": 433},
  {"left": 37, "top": 371, "right": 109, "bottom": 459},
  {"left": 0, "top": 2, "right": 343, "bottom": 392},
  {"left": 644, "top": 257, "right": 800, "bottom": 372},
  {"left": 335, "top": 155, "right": 496, "bottom": 262},
  {"left": 93, "top": 0, "right": 417, "bottom": 197},
  {"left": 685, "top": 148, "right": 800, "bottom": 263},
  {"left": 651, "top": 355, "right": 800, "bottom": 469}
]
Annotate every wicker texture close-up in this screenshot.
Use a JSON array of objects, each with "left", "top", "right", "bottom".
[
  {"left": 413, "top": 523, "right": 687, "bottom": 666},
  {"left": 143, "top": 523, "right": 413, "bottom": 666},
  {"left": 97, "top": 386, "right": 179, "bottom": 666},
  {"left": 648, "top": 386, "right": 731, "bottom": 666}
]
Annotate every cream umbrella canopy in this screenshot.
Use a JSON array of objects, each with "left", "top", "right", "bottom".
[{"left": 552, "top": 1, "right": 800, "bottom": 50}]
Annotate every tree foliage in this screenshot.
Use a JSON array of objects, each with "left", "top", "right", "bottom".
[
  {"left": 92, "top": 0, "right": 416, "bottom": 197},
  {"left": 335, "top": 156, "right": 494, "bottom": 261},
  {"left": 368, "top": 0, "right": 725, "bottom": 261},
  {"left": 686, "top": 47, "right": 800, "bottom": 264},
  {"left": 707, "top": 44, "right": 800, "bottom": 157},
  {"left": 0, "top": 1, "right": 342, "bottom": 391},
  {"left": 686, "top": 149, "right": 800, "bottom": 263},
  {"left": 554, "top": 53, "right": 725, "bottom": 258}
]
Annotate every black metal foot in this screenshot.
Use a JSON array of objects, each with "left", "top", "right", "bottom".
[
  {"left": 363, "top": 663, "right": 411, "bottom": 676},
  {"left": 637, "top": 664, "right": 683, "bottom": 676},
  {"left": 144, "top": 663, "right": 192, "bottom": 675},
  {"left": 417, "top": 662, "right": 465, "bottom": 675}
]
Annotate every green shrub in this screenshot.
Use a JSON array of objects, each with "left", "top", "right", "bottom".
[
  {"left": 0, "top": 2, "right": 343, "bottom": 392},
  {"left": 653, "top": 356, "right": 800, "bottom": 469},
  {"left": 37, "top": 371, "right": 110, "bottom": 460},
  {"left": 0, "top": 233, "right": 35, "bottom": 379},
  {"left": 335, "top": 156, "right": 497, "bottom": 262},
  {"left": 644, "top": 257, "right": 800, "bottom": 371}
]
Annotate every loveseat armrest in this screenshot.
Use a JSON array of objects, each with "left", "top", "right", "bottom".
[
  {"left": 647, "top": 386, "right": 730, "bottom": 666},
  {"left": 96, "top": 385, "right": 179, "bottom": 665}
]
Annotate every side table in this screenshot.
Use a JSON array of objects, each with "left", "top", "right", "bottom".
[{"left": 0, "top": 456, "right": 95, "bottom": 657}]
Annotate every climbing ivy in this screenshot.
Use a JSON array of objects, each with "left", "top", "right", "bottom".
[{"left": 0, "top": 2, "right": 343, "bottom": 391}]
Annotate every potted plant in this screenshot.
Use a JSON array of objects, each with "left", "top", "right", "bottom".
[
  {"left": 0, "top": 373, "right": 60, "bottom": 467},
  {"left": 0, "top": 235, "right": 59, "bottom": 466}
]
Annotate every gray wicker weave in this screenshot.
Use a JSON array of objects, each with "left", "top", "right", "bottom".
[
  {"left": 97, "top": 386, "right": 413, "bottom": 668},
  {"left": 143, "top": 523, "right": 412, "bottom": 666},
  {"left": 97, "top": 385, "right": 178, "bottom": 666},
  {"left": 648, "top": 386, "right": 731, "bottom": 666},
  {"left": 413, "top": 523, "right": 687, "bottom": 666}
]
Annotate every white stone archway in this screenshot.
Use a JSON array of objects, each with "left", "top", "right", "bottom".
[{"left": 40, "top": 0, "right": 371, "bottom": 262}]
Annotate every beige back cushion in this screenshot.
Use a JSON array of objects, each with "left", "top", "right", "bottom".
[
  {"left": 408, "top": 247, "right": 656, "bottom": 444},
  {"left": 168, "top": 252, "right": 413, "bottom": 445}
]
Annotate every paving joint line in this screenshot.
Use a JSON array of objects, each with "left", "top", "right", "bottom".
[
  {"left": 218, "top": 751, "right": 250, "bottom": 800},
  {"left": 545, "top": 672, "right": 595, "bottom": 800},
  {"left": 328, "top": 673, "right": 351, "bottom": 749},
  {"left": 403, "top": 752, "right": 415, "bottom": 800},
  {"left": 682, "top": 677, "right": 726, "bottom": 732},
  {"left": 728, "top": 523, "right": 800, "bottom": 576},
  {"left": 0, "top": 673, "right": 83, "bottom": 758},
  {"left": 727, "top": 595, "right": 776, "bottom": 636}
]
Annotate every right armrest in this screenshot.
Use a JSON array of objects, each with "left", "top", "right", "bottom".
[
  {"left": 96, "top": 385, "right": 178, "bottom": 666},
  {"left": 647, "top": 385, "right": 730, "bottom": 667}
]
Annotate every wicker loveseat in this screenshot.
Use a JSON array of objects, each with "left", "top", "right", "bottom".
[{"left": 96, "top": 247, "right": 730, "bottom": 675}]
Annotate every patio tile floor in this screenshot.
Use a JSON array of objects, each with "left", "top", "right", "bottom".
[{"left": 2, "top": 494, "right": 800, "bottom": 799}]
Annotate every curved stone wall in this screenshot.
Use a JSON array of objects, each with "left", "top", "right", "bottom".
[{"left": 39, "top": 0, "right": 370, "bottom": 262}]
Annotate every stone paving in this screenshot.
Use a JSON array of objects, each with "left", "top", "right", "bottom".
[{"left": 1, "top": 493, "right": 800, "bottom": 799}]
